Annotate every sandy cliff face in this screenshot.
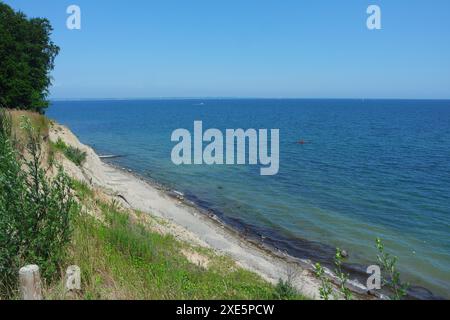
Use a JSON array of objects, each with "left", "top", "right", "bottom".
[{"left": 49, "top": 124, "right": 109, "bottom": 185}]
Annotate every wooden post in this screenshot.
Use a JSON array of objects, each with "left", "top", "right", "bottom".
[
  {"left": 65, "top": 265, "right": 81, "bottom": 292},
  {"left": 19, "top": 265, "right": 43, "bottom": 300}
]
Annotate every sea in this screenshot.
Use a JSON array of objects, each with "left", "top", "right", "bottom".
[{"left": 47, "top": 99, "right": 450, "bottom": 298}]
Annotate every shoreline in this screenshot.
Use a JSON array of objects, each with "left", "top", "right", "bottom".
[
  {"left": 107, "top": 164, "right": 442, "bottom": 300},
  {"left": 50, "top": 122, "right": 378, "bottom": 299},
  {"left": 107, "top": 162, "right": 405, "bottom": 300},
  {"left": 51, "top": 122, "right": 441, "bottom": 300},
  {"left": 101, "top": 164, "right": 375, "bottom": 298}
]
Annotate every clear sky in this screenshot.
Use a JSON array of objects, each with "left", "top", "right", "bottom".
[{"left": 4, "top": 0, "right": 450, "bottom": 99}]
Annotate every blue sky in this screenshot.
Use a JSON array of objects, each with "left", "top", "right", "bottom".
[{"left": 4, "top": 0, "right": 450, "bottom": 99}]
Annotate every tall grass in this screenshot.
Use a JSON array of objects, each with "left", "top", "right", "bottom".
[
  {"left": 70, "top": 206, "right": 273, "bottom": 299},
  {"left": 51, "top": 138, "right": 87, "bottom": 167},
  {"left": 8, "top": 110, "right": 50, "bottom": 145},
  {"left": 61, "top": 181, "right": 307, "bottom": 300}
]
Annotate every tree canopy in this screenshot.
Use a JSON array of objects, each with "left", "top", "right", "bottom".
[{"left": 0, "top": 2, "right": 59, "bottom": 113}]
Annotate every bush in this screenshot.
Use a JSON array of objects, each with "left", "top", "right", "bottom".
[
  {"left": 0, "top": 3, "right": 59, "bottom": 113},
  {"left": 64, "top": 145, "right": 87, "bottom": 166},
  {"left": 273, "top": 279, "right": 298, "bottom": 300},
  {"left": 314, "top": 263, "right": 333, "bottom": 300},
  {"left": 376, "top": 238, "right": 409, "bottom": 300},
  {"left": 52, "top": 138, "right": 87, "bottom": 166},
  {"left": 0, "top": 111, "right": 76, "bottom": 298},
  {"left": 334, "top": 248, "right": 352, "bottom": 300}
]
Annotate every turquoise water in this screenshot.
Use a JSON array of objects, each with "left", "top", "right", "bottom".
[{"left": 48, "top": 99, "right": 450, "bottom": 298}]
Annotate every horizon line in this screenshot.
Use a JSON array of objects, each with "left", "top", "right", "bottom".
[{"left": 50, "top": 97, "right": 450, "bottom": 102}]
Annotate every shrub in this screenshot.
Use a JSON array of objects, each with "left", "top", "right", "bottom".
[
  {"left": 314, "top": 263, "right": 333, "bottom": 300},
  {"left": 273, "top": 279, "right": 298, "bottom": 300},
  {"left": 51, "top": 138, "right": 87, "bottom": 166},
  {"left": 376, "top": 238, "right": 409, "bottom": 300},
  {"left": 0, "top": 111, "right": 76, "bottom": 298},
  {"left": 0, "top": 110, "right": 24, "bottom": 295},
  {"left": 315, "top": 241, "right": 409, "bottom": 301},
  {"left": 64, "top": 145, "right": 87, "bottom": 166},
  {"left": 334, "top": 248, "right": 352, "bottom": 300}
]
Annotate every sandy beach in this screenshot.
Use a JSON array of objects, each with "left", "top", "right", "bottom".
[{"left": 49, "top": 122, "right": 374, "bottom": 300}]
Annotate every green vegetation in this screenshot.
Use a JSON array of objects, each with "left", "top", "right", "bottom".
[
  {"left": 314, "top": 263, "right": 333, "bottom": 300},
  {"left": 49, "top": 180, "right": 306, "bottom": 300},
  {"left": 70, "top": 179, "right": 94, "bottom": 202},
  {"left": 334, "top": 248, "right": 352, "bottom": 300},
  {"left": 376, "top": 238, "right": 409, "bottom": 300},
  {"left": 315, "top": 242, "right": 409, "bottom": 300},
  {"left": 51, "top": 137, "right": 87, "bottom": 166},
  {"left": 9, "top": 110, "right": 50, "bottom": 141},
  {"left": 314, "top": 248, "right": 352, "bottom": 300},
  {"left": 0, "top": 111, "right": 75, "bottom": 298},
  {"left": 273, "top": 279, "right": 299, "bottom": 300},
  {"left": 0, "top": 2, "right": 59, "bottom": 113}
]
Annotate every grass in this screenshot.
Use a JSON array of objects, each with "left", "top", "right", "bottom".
[
  {"left": 51, "top": 137, "right": 87, "bottom": 166},
  {"left": 45, "top": 180, "right": 307, "bottom": 300},
  {"left": 5, "top": 109, "right": 50, "bottom": 151},
  {"left": 71, "top": 179, "right": 94, "bottom": 201}
]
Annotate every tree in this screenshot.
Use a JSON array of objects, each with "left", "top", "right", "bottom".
[{"left": 0, "top": 2, "right": 59, "bottom": 113}]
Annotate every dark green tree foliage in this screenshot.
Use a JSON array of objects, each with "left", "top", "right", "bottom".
[{"left": 0, "top": 2, "right": 59, "bottom": 113}]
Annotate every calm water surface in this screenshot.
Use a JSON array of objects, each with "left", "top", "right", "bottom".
[{"left": 48, "top": 99, "right": 450, "bottom": 298}]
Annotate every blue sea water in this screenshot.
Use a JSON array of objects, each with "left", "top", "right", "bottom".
[{"left": 48, "top": 99, "right": 450, "bottom": 298}]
